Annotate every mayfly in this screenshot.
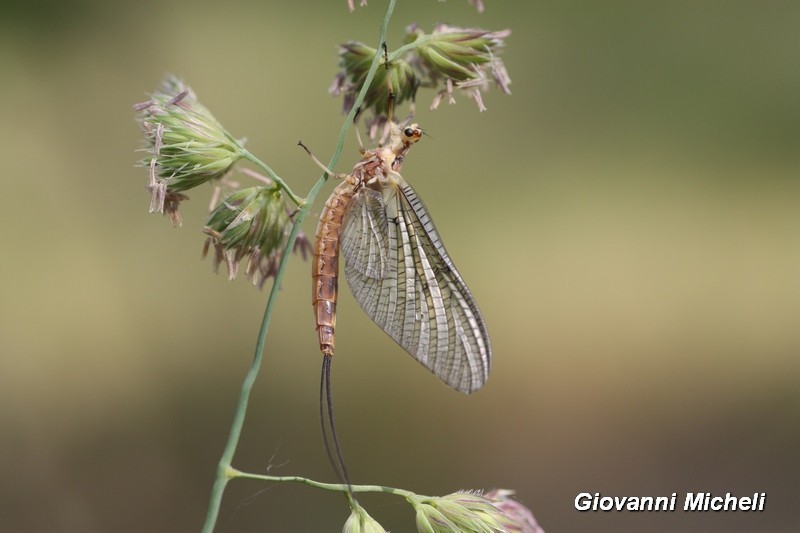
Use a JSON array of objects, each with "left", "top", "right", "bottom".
[
  {"left": 310, "top": 123, "right": 491, "bottom": 394},
  {"left": 302, "top": 122, "right": 491, "bottom": 486}
]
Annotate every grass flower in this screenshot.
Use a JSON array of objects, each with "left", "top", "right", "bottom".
[
  {"left": 411, "top": 490, "right": 536, "bottom": 533},
  {"left": 202, "top": 186, "right": 309, "bottom": 288},
  {"left": 330, "top": 41, "right": 417, "bottom": 116},
  {"left": 485, "top": 489, "right": 545, "bottom": 533},
  {"left": 330, "top": 23, "right": 510, "bottom": 124},
  {"left": 347, "top": 0, "right": 485, "bottom": 13},
  {"left": 135, "top": 76, "right": 246, "bottom": 225},
  {"left": 342, "top": 502, "right": 388, "bottom": 533},
  {"left": 408, "top": 23, "right": 511, "bottom": 112}
]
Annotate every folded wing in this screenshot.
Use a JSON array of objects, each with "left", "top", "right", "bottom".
[{"left": 341, "top": 181, "right": 491, "bottom": 393}]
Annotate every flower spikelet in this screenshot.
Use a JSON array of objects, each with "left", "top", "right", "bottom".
[
  {"left": 202, "top": 186, "right": 301, "bottom": 288},
  {"left": 342, "top": 502, "right": 388, "bottom": 533},
  {"left": 135, "top": 76, "right": 246, "bottom": 224},
  {"left": 412, "top": 490, "right": 535, "bottom": 532},
  {"left": 330, "top": 41, "right": 417, "bottom": 116},
  {"left": 408, "top": 24, "right": 511, "bottom": 112},
  {"left": 330, "top": 24, "right": 511, "bottom": 123}
]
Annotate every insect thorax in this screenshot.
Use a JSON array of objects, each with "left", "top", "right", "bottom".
[{"left": 352, "top": 148, "right": 398, "bottom": 189}]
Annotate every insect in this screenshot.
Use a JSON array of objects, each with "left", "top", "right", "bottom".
[{"left": 310, "top": 123, "right": 492, "bottom": 394}]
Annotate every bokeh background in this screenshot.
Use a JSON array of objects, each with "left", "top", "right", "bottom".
[{"left": 1, "top": 0, "right": 798, "bottom": 531}]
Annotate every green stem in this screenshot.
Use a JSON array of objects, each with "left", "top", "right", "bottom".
[
  {"left": 201, "top": 1, "right": 397, "bottom": 532},
  {"left": 241, "top": 148, "right": 305, "bottom": 206},
  {"left": 229, "top": 468, "right": 419, "bottom": 499},
  {"left": 387, "top": 34, "right": 434, "bottom": 63}
]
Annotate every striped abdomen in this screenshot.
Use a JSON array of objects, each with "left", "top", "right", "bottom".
[{"left": 312, "top": 179, "right": 357, "bottom": 357}]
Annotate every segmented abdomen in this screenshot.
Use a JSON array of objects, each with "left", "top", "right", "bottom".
[{"left": 312, "top": 180, "right": 357, "bottom": 357}]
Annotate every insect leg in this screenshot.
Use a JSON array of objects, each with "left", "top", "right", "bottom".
[
  {"left": 353, "top": 107, "right": 366, "bottom": 153},
  {"left": 297, "top": 141, "right": 348, "bottom": 180},
  {"left": 382, "top": 42, "right": 396, "bottom": 123}
]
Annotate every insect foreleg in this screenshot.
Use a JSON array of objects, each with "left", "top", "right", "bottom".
[{"left": 298, "top": 140, "right": 349, "bottom": 180}]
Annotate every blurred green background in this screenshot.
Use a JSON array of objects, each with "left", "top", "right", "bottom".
[{"left": 1, "top": 0, "right": 798, "bottom": 531}]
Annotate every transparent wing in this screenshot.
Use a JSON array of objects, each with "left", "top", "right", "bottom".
[{"left": 341, "top": 181, "right": 491, "bottom": 393}]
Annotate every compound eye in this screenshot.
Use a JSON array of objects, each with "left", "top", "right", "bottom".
[{"left": 404, "top": 127, "right": 415, "bottom": 138}]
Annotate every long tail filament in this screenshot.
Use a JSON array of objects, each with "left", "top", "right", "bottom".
[{"left": 319, "top": 355, "right": 353, "bottom": 498}]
